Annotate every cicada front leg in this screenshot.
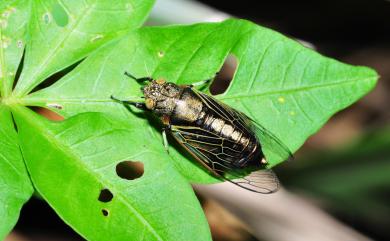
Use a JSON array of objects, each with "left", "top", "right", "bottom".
[
  {"left": 188, "top": 78, "right": 212, "bottom": 89},
  {"left": 162, "top": 127, "right": 170, "bottom": 154},
  {"left": 161, "top": 115, "right": 171, "bottom": 154},
  {"left": 188, "top": 72, "right": 219, "bottom": 89}
]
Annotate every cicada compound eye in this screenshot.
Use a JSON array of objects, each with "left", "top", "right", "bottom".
[{"left": 145, "top": 98, "right": 155, "bottom": 110}]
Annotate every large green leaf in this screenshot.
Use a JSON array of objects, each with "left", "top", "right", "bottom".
[
  {"left": 25, "top": 19, "right": 378, "bottom": 182},
  {"left": 12, "top": 106, "right": 211, "bottom": 241},
  {"left": 13, "top": 0, "right": 155, "bottom": 97},
  {"left": 0, "top": 106, "right": 33, "bottom": 240},
  {"left": 0, "top": 1, "right": 33, "bottom": 238}
]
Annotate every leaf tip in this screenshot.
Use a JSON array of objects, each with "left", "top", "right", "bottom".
[{"left": 359, "top": 66, "right": 379, "bottom": 92}]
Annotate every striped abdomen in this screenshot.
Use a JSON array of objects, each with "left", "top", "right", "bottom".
[{"left": 198, "top": 109, "right": 262, "bottom": 168}]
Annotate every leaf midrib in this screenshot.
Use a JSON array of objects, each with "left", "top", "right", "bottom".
[
  {"left": 219, "top": 76, "right": 376, "bottom": 100},
  {"left": 23, "top": 76, "right": 375, "bottom": 106},
  {"left": 13, "top": 106, "right": 164, "bottom": 241}
]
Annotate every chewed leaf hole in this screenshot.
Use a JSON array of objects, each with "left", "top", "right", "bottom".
[
  {"left": 102, "top": 209, "right": 109, "bottom": 217},
  {"left": 30, "top": 107, "right": 64, "bottom": 121},
  {"left": 98, "top": 188, "right": 113, "bottom": 203},
  {"left": 116, "top": 160, "right": 144, "bottom": 180},
  {"left": 209, "top": 54, "right": 237, "bottom": 95}
]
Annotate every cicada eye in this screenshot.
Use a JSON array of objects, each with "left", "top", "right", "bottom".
[
  {"left": 145, "top": 98, "right": 155, "bottom": 109},
  {"left": 156, "top": 79, "right": 166, "bottom": 85}
]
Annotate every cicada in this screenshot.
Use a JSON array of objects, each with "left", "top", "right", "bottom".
[{"left": 112, "top": 72, "right": 292, "bottom": 193}]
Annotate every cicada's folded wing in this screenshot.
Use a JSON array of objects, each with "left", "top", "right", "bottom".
[
  {"left": 196, "top": 90, "right": 294, "bottom": 164},
  {"left": 171, "top": 125, "right": 280, "bottom": 193},
  {"left": 170, "top": 89, "right": 289, "bottom": 193},
  {"left": 170, "top": 125, "right": 236, "bottom": 174}
]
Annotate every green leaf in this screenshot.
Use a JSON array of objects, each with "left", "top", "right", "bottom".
[
  {"left": 12, "top": 106, "right": 211, "bottom": 241},
  {"left": 13, "top": 0, "right": 155, "bottom": 97},
  {"left": 0, "top": 1, "right": 33, "bottom": 238},
  {"left": 25, "top": 19, "right": 378, "bottom": 182},
  {"left": 0, "top": 0, "right": 30, "bottom": 97},
  {"left": 0, "top": 106, "right": 33, "bottom": 240}
]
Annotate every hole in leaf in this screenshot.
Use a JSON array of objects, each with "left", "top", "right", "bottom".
[
  {"left": 98, "top": 188, "right": 113, "bottom": 203},
  {"left": 16, "top": 39, "right": 23, "bottom": 48},
  {"left": 157, "top": 51, "right": 164, "bottom": 58},
  {"left": 42, "top": 12, "right": 51, "bottom": 24},
  {"left": 102, "top": 209, "right": 109, "bottom": 217},
  {"left": 209, "top": 54, "right": 238, "bottom": 95},
  {"left": 51, "top": 3, "right": 68, "bottom": 27},
  {"left": 30, "top": 58, "right": 84, "bottom": 94},
  {"left": 30, "top": 107, "right": 64, "bottom": 121},
  {"left": 116, "top": 160, "right": 144, "bottom": 180}
]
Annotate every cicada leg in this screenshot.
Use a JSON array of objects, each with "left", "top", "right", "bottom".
[
  {"left": 189, "top": 78, "right": 212, "bottom": 88},
  {"left": 162, "top": 127, "right": 170, "bottom": 154},
  {"left": 188, "top": 72, "right": 219, "bottom": 89}
]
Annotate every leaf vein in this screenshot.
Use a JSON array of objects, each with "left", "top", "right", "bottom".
[
  {"left": 175, "top": 26, "right": 219, "bottom": 81},
  {"left": 291, "top": 95, "right": 313, "bottom": 122},
  {"left": 246, "top": 40, "right": 283, "bottom": 93},
  {"left": 219, "top": 77, "right": 375, "bottom": 100}
]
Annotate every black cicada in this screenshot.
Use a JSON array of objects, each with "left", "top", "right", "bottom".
[{"left": 112, "top": 72, "right": 292, "bottom": 193}]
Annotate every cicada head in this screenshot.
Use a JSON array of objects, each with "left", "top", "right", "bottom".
[{"left": 143, "top": 79, "right": 181, "bottom": 116}]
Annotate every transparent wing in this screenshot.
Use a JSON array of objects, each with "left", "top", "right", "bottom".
[
  {"left": 196, "top": 90, "right": 293, "bottom": 164},
  {"left": 248, "top": 120, "right": 294, "bottom": 164},
  {"left": 169, "top": 89, "right": 290, "bottom": 193},
  {"left": 224, "top": 169, "right": 280, "bottom": 194},
  {"left": 170, "top": 125, "right": 280, "bottom": 194}
]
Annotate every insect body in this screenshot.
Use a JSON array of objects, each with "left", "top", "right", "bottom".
[{"left": 112, "top": 72, "right": 292, "bottom": 193}]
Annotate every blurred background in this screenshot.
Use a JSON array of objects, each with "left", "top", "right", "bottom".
[{"left": 7, "top": 0, "right": 390, "bottom": 241}]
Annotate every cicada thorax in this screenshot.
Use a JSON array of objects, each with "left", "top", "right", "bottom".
[{"left": 166, "top": 87, "right": 265, "bottom": 171}]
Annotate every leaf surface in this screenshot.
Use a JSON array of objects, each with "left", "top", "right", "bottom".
[
  {"left": 0, "top": 106, "right": 33, "bottom": 240},
  {"left": 12, "top": 106, "right": 211, "bottom": 241},
  {"left": 0, "top": 1, "right": 33, "bottom": 238},
  {"left": 0, "top": 0, "right": 30, "bottom": 96},
  {"left": 13, "top": 0, "right": 155, "bottom": 97},
  {"left": 25, "top": 19, "right": 378, "bottom": 182}
]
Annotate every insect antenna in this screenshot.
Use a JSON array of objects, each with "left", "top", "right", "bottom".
[
  {"left": 110, "top": 95, "right": 147, "bottom": 111},
  {"left": 124, "top": 71, "right": 153, "bottom": 83}
]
